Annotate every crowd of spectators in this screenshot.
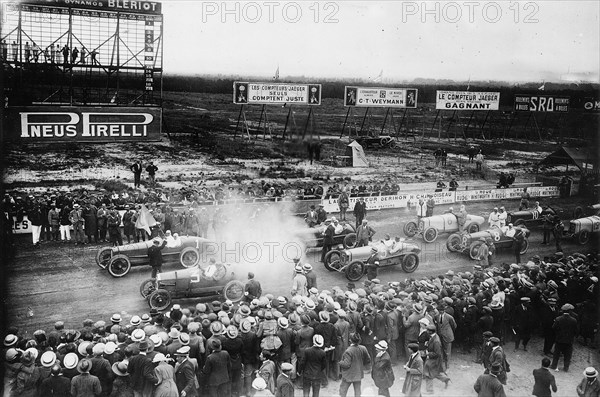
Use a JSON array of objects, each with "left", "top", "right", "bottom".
[{"left": 3, "top": 250, "right": 598, "bottom": 396}]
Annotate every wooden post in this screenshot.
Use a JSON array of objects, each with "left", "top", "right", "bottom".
[
  {"left": 398, "top": 108, "right": 407, "bottom": 139},
  {"left": 430, "top": 110, "right": 440, "bottom": 135},
  {"left": 256, "top": 104, "right": 266, "bottom": 138},
  {"left": 283, "top": 105, "right": 292, "bottom": 140},
  {"left": 532, "top": 113, "right": 542, "bottom": 140},
  {"left": 359, "top": 107, "right": 370, "bottom": 135},
  {"left": 340, "top": 107, "right": 351, "bottom": 138},
  {"left": 381, "top": 108, "right": 390, "bottom": 136},
  {"left": 302, "top": 107, "right": 313, "bottom": 140},
  {"left": 480, "top": 110, "right": 490, "bottom": 140},
  {"left": 464, "top": 110, "right": 475, "bottom": 139},
  {"left": 234, "top": 105, "right": 244, "bottom": 139},
  {"left": 505, "top": 111, "right": 516, "bottom": 140}
]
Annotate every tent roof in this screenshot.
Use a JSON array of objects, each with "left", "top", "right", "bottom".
[
  {"left": 538, "top": 147, "right": 597, "bottom": 171},
  {"left": 347, "top": 140, "right": 363, "bottom": 147}
]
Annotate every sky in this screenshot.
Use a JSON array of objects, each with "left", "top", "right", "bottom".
[{"left": 160, "top": 1, "right": 594, "bottom": 83}]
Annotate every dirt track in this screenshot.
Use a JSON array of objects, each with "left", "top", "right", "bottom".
[{"left": 3, "top": 194, "right": 598, "bottom": 397}]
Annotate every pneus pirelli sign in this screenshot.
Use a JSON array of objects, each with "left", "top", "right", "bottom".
[
  {"left": 4, "top": 107, "right": 162, "bottom": 142},
  {"left": 436, "top": 91, "right": 500, "bottom": 110},
  {"left": 233, "top": 82, "right": 321, "bottom": 105},
  {"left": 344, "top": 87, "right": 418, "bottom": 108}
]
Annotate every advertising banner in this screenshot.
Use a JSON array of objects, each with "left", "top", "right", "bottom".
[
  {"left": 436, "top": 91, "right": 500, "bottom": 110},
  {"left": 344, "top": 87, "right": 418, "bottom": 108},
  {"left": 3, "top": 107, "right": 162, "bottom": 142},
  {"left": 233, "top": 82, "right": 321, "bottom": 105},
  {"left": 582, "top": 97, "right": 600, "bottom": 111},
  {"left": 514, "top": 95, "right": 570, "bottom": 112},
  {"left": 20, "top": 0, "right": 162, "bottom": 15}
]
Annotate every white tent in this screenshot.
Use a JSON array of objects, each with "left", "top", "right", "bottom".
[{"left": 345, "top": 140, "right": 369, "bottom": 167}]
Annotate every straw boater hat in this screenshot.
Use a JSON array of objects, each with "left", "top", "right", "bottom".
[{"left": 112, "top": 361, "right": 129, "bottom": 377}]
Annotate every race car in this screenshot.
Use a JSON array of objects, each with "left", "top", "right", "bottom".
[
  {"left": 139, "top": 262, "right": 244, "bottom": 310},
  {"left": 403, "top": 212, "right": 486, "bottom": 243},
  {"left": 323, "top": 238, "right": 421, "bottom": 281},
  {"left": 95, "top": 236, "right": 212, "bottom": 278},
  {"left": 506, "top": 206, "right": 567, "bottom": 227},
  {"left": 446, "top": 226, "right": 531, "bottom": 259},
  {"left": 572, "top": 203, "right": 600, "bottom": 219},
  {"left": 296, "top": 221, "right": 357, "bottom": 249},
  {"left": 565, "top": 215, "right": 600, "bottom": 245}
]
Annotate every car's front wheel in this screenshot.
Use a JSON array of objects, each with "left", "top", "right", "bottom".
[
  {"left": 423, "top": 227, "right": 438, "bottom": 243},
  {"left": 401, "top": 253, "right": 419, "bottom": 273},
  {"left": 108, "top": 255, "right": 131, "bottom": 278},
  {"left": 223, "top": 280, "right": 245, "bottom": 302},
  {"left": 345, "top": 261, "right": 365, "bottom": 282},
  {"left": 469, "top": 241, "right": 482, "bottom": 260},
  {"left": 148, "top": 289, "right": 171, "bottom": 311},
  {"left": 467, "top": 223, "right": 480, "bottom": 233},
  {"left": 578, "top": 230, "right": 590, "bottom": 245}
]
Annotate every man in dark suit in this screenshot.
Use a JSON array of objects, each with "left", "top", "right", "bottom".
[
  {"left": 275, "top": 362, "right": 295, "bottom": 397},
  {"left": 353, "top": 197, "right": 367, "bottom": 229},
  {"left": 175, "top": 346, "right": 199, "bottom": 397},
  {"left": 299, "top": 335, "right": 326, "bottom": 397},
  {"left": 244, "top": 272, "right": 262, "bottom": 302},
  {"left": 202, "top": 339, "right": 231, "bottom": 397},
  {"left": 533, "top": 357, "right": 558, "bottom": 397},
  {"left": 127, "top": 339, "right": 158, "bottom": 397},
  {"left": 474, "top": 363, "right": 506, "bottom": 397},
  {"left": 130, "top": 160, "right": 143, "bottom": 188},
  {"left": 550, "top": 304, "right": 578, "bottom": 372},
  {"left": 148, "top": 238, "right": 167, "bottom": 278},
  {"left": 321, "top": 219, "right": 335, "bottom": 263},
  {"left": 40, "top": 364, "right": 72, "bottom": 396}
]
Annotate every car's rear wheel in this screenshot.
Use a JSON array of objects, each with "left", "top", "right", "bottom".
[
  {"left": 343, "top": 233, "right": 357, "bottom": 249},
  {"left": 446, "top": 233, "right": 462, "bottom": 252},
  {"left": 96, "top": 247, "right": 113, "bottom": 269},
  {"left": 520, "top": 239, "right": 530, "bottom": 254},
  {"left": 401, "top": 253, "right": 419, "bottom": 273},
  {"left": 403, "top": 222, "right": 418, "bottom": 237},
  {"left": 514, "top": 219, "right": 525, "bottom": 227},
  {"left": 324, "top": 250, "right": 343, "bottom": 272},
  {"left": 140, "top": 278, "right": 157, "bottom": 298},
  {"left": 180, "top": 247, "right": 200, "bottom": 268},
  {"left": 578, "top": 230, "right": 590, "bottom": 245},
  {"left": 108, "top": 255, "right": 131, "bottom": 278},
  {"left": 148, "top": 289, "right": 171, "bottom": 311},
  {"left": 223, "top": 280, "right": 245, "bottom": 302},
  {"left": 345, "top": 261, "right": 365, "bottom": 282},
  {"left": 469, "top": 242, "right": 483, "bottom": 260},
  {"left": 467, "top": 223, "right": 480, "bottom": 233},
  {"left": 423, "top": 227, "right": 438, "bottom": 243}
]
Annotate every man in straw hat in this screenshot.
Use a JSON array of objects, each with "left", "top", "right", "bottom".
[
  {"left": 577, "top": 367, "right": 600, "bottom": 397},
  {"left": 71, "top": 358, "right": 102, "bottom": 397},
  {"left": 372, "top": 340, "right": 394, "bottom": 397},
  {"left": 299, "top": 334, "right": 326, "bottom": 397},
  {"left": 175, "top": 346, "right": 198, "bottom": 397}
]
